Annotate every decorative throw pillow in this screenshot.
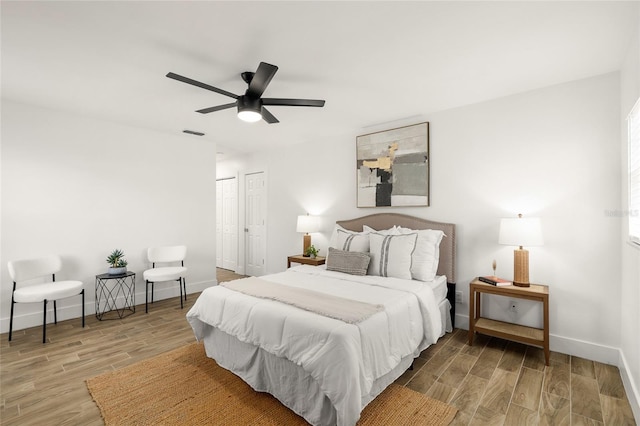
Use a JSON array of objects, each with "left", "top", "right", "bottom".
[
  {"left": 397, "top": 227, "right": 445, "bottom": 281},
  {"left": 326, "top": 247, "right": 371, "bottom": 276},
  {"left": 368, "top": 232, "right": 417, "bottom": 280},
  {"left": 335, "top": 229, "right": 370, "bottom": 252}
]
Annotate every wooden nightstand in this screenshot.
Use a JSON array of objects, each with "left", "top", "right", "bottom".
[
  {"left": 287, "top": 255, "right": 326, "bottom": 268},
  {"left": 468, "top": 278, "right": 550, "bottom": 365}
]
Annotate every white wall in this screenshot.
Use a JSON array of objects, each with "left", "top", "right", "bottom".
[
  {"left": 221, "top": 72, "right": 622, "bottom": 360},
  {"left": 1, "top": 101, "right": 218, "bottom": 332},
  {"left": 619, "top": 9, "right": 640, "bottom": 419}
]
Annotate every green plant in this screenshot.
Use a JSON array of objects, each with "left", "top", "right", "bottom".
[
  {"left": 106, "top": 249, "right": 128, "bottom": 268},
  {"left": 304, "top": 245, "right": 319, "bottom": 257}
]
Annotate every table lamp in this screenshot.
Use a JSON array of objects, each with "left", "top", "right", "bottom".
[
  {"left": 498, "top": 214, "right": 543, "bottom": 287},
  {"left": 296, "top": 214, "right": 320, "bottom": 256}
]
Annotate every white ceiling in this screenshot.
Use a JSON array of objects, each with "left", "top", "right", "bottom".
[{"left": 2, "top": 1, "right": 638, "bottom": 159}]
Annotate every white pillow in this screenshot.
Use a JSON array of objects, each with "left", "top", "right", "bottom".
[
  {"left": 329, "top": 224, "right": 372, "bottom": 248},
  {"left": 335, "top": 229, "right": 370, "bottom": 252},
  {"left": 368, "top": 232, "right": 417, "bottom": 280},
  {"left": 363, "top": 225, "right": 398, "bottom": 235},
  {"left": 397, "top": 227, "right": 445, "bottom": 281},
  {"left": 329, "top": 224, "right": 348, "bottom": 248}
]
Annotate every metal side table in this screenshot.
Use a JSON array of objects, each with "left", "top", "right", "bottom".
[{"left": 95, "top": 271, "right": 136, "bottom": 320}]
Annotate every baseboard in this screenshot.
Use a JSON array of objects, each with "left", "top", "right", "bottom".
[
  {"left": 454, "top": 313, "right": 469, "bottom": 331},
  {"left": 0, "top": 279, "right": 217, "bottom": 334},
  {"left": 549, "top": 334, "right": 620, "bottom": 365},
  {"left": 619, "top": 349, "right": 640, "bottom": 423}
]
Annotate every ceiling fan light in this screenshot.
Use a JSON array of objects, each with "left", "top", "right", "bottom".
[{"left": 238, "top": 109, "right": 262, "bottom": 122}]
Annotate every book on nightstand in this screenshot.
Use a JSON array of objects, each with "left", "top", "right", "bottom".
[{"left": 478, "top": 276, "right": 512, "bottom": 286}]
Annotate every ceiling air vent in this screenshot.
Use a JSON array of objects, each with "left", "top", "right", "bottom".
[{"left": 183, "top": 130, "right": 205, "bottom": 136}]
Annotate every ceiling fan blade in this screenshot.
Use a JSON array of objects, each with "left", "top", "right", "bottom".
[
  {"left": 246, "top": 62, "right": 278, "bottom": 98},
  {"left": 166, "top": 72, "right": 238, "bottom": 99},
  {"left": 196, "top": 102, "right": 238, "bottom": 114},
  {"left": 261, "top": 107, "right": 279, "bottom": 124},
  {"left": 262, "top": 98, "right": 325, "bottom": 107}
]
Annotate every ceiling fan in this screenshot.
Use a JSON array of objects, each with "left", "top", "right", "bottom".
[{"left": 166, "top": 62, "right": 325, "bottom": 124}]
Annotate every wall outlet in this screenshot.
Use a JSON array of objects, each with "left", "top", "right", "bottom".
[
  {"left": 455, "top": 291, "right": 463, "bottom": 304},
  {"left": 509, "top": 300, "right": 518, "bottom": 313}
]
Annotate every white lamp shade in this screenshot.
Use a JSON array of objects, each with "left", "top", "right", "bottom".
[
  {"left": 499, "top": 217, "right": 543, "bottom": 247},
  {"left": 296, "top": 215, "right": 320, "bottom": 233}
]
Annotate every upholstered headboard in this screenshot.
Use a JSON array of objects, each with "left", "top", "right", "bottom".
[{"left": 336, "top": 213, "right": 456, "bottom": 284}]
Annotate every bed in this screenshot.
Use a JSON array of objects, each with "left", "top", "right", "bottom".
[{"left": 187, "top": 213, "right": 456, "bottom": 426}]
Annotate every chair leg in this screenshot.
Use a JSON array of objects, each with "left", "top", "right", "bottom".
[
  {"left": 179, "top": 278, "right": 183, "bottom": 309},
  {"left": 151, "top": 283, "right": 154, "bottom": 303},
  {"left": 81, "top": 289, "right": 85, "bottom": 328},
  {"left": 183, "top": 278, "right": 187, "bottom": 301},
  {"left": 145, "top": 280, "right": 149, "bottom": 313},
  {"left": 9, "top": 297, "right": 15, "bottom": 342},
  {"left": 53, "top": 300, "right": 58, "bottom": 324},
  {"left": 43, "top": 299, "right": 48, "bottom": 344}
]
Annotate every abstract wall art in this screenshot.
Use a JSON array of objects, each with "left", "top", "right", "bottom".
[{"left": 356, "top": 122, "right": 429, "bottom": 207}]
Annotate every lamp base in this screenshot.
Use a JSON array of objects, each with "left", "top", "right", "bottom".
[
  {"left": 302, "top": 234, "right": 311, "bottom": 256},
  {"left": 513, "top": 248, "right": 530, "bottom": 287}
]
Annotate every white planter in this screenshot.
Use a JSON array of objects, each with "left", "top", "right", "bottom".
[{"left": 108, "top": 267, "right": 127, "bottom": 275}]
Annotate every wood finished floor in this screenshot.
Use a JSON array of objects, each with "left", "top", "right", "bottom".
[
  {"left": 1, "top": 268, "right": 636, "bottom": 425},
  {"left": 395, "top": 331, "right": 636, "bottom": 425}
]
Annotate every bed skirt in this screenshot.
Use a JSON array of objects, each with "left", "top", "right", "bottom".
[{"left": 198, "top": 298, "right": 452, "bottom": 426}]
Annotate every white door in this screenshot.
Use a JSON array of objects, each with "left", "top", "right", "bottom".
[
  {"left": 215, "top": 180, "right": 223, "bottom": 268},
  {"left": 245, "top": 172, "right": 266, "bottom": 276},
  {"left": 222, "top": 178, "right": 238, "bottom": 270}
]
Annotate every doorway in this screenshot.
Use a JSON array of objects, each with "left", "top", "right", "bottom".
[{"left": 215, "top": 177, "right": 238, "bottom": 271}]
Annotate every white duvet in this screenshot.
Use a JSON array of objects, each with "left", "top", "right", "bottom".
[{"left": 186, "top": 265, "right": 442, "bottom": 426}]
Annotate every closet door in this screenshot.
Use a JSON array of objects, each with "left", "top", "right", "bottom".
[
  {"left": 215, "top": 180, "right": 223, "bottom": 268},
  {"left": 222, "top": 178, "right": 238, "bottom": 271}
]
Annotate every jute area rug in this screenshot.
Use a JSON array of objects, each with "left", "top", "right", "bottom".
[{"left": 86, "top": 342, "right": 457, "bottom": 425}]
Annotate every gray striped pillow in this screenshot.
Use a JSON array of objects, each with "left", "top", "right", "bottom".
[
  {"left": 326, "top": 247, "right": 371, "bottom": 276},
  {"left": 368, "top": 232, "right": 417, "bottom": 279},
  {"left": 335, "top": 229, "right": 370, "bottom": 252}
]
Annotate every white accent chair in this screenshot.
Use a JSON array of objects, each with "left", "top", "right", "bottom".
[
  {"left": 143, "top": 245, "right": 187, "bottom": 313},
  {"left": 7, "top": 255, "right": 85, "bottom": 343}
]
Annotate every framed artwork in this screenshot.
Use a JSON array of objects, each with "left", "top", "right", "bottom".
[{"left": 356, "top": 122, "right": 429, "bottom": 207}]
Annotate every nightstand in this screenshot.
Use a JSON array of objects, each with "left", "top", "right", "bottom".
[
  {"left": 468, "top": 277, "right": 550, "bottom": 365},
  {"left": 287, "top": 255, "right": 326, "bottom": 268}
]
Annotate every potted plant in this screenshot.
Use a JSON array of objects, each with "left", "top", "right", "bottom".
[
  {"left": 304, "top": 245, "right": 319, "bottom": 259},
  {"left": 106, "top": 249, "right": 128, "bottom": 275}
]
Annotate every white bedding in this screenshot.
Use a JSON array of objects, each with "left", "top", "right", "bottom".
[
  {"left": 187, "top": 265, "right": 443, "bottom": 426},
  {"left": 426, "top": 272, "right": 448, "bottom": 301}
]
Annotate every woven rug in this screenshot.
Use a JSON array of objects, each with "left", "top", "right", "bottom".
[{"left": 86, "top": 342, "right": 457, "bottom": 425}]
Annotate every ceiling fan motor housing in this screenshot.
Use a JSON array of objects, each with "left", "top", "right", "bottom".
[{"left": 237, "top": 95, "right": 261, "bottom": 114}]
